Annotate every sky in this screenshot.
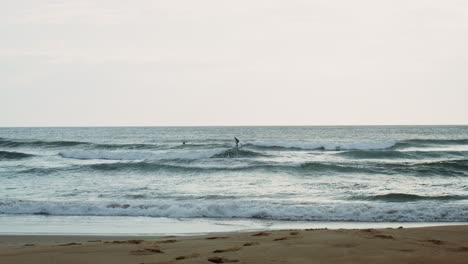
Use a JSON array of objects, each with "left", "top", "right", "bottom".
[{"left": 1, "top": 0, "right": 467, "bottom": 126}]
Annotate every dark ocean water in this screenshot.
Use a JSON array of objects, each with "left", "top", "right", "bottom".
[{"left": 0, "top": 126, "right": 467, "bottom": 222}]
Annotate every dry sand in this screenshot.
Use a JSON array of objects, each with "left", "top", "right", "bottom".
[{"left": 0, "top": 225, "right": 467, "bottom": 264}]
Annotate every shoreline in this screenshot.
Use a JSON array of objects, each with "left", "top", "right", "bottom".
[
  {"left": 1, "top": 225, "right": 467, "bottom": 263},
  {"left": 1, "top": 214, "right": 465, "bottom": 236}
]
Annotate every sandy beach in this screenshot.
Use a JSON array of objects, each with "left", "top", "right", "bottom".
[
  {"left": 0, "top": 225, "right": 467, "bottom": 264},
  {"left": 2, "top": 0, "right": 468, "bottom": 262}
]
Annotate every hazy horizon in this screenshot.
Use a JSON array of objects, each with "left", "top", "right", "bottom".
[
  {"left": 1, "top": 124, "right": 468, "bottom": 129},
  {"left": 2, "top": 0, "right": 467, "bottom": 126}
]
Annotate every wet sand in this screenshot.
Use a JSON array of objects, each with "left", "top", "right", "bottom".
[{"left": 0, "top": 225, "right": 467, "bottom": 264}]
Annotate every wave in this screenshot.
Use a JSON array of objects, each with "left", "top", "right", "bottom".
[
  {"left": 417, "top": 159, "right": 468, "bottom": 169},
  {"left": 244, "top": 138, "right": 468, "bottom": 151},
  {"left": 299, "top": 159, "right": 468, "bottom": 177},
  {"left": 0, "top": 137, "right": 167, "bottom": 150},
  {"left": 59, "top": 149, "right": 226, "bottom": 161},
  {"left": 18, "top": 167, "right": 69, "bottom": 175},
  {"left": 211, "top": 149, "right": 269, "bottom": 158},
  {"left": 93, "top": 143, "right": 162, "bottom": 150},
  {"left": 30, "top": 159, "right": 375, "bottom": 174},
  {"left": 14, "top": 159, "right": 369, "bottom": 175},
  {"left": 59, "top": 148, "right": 268, "bottom": 161},
  {"left": 337, "top": 150, "right": 468, "bottom": 160},
  {"left": 0, "top": 151, "right": 34, "bottom": 160},
  {"left": 17, "top": 158, "right": 468, "bottom": 176},
  {"left": 2, "top": 137, "right": 467, "bottom": 152},
  {"left": 351, "top": 193, "right": 468, "bottom": 202},
  {"left": 0, "top": 199, "right": 466, "bottom": 222},
  {"left": 0, "top": 138, "right": 88, "bottom": 148},
  {"left": 403, "top": 139, "right": 468, "bottom": 145},
  {"left": 288, "top": 159, "right": 466, "bottom": 176},
  {"left": 170, "top": 143, "right": 231, "bottom": 150},
  {"left": 393, "top": 139, "right": 468, "bottom": 149},
  {"left": 16, "top": 163, "right": 238, "bottom": 175},
  {"left": 244, "top": 141, "right": 397, "bottom": 151},
  {"left": 298, "top": 162, "right": 377, "bottom": 174},
  {"left": 379, "top": 159, "right": 468, "bottom": 176},
  {"left": 86, "top": 162, "right": 230, "bottom": 173},
  {"left": 86, "top": 161, "right": 360, "bottom": 174},
  {"left": 337, "top": 150, "right": 411, "bottom": 159},
  {"left": 26, "top": 160, "right": 283, "bottom": 174}
]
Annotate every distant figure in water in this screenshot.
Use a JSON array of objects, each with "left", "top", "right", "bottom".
[
  {"left": 182, "top": 141, "right": 186, "bottom": 145},
  {"left": 234, "top": 137, "right": 240, "bottom": 148}
]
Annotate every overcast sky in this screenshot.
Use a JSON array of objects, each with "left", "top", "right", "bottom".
[{"left": 1, "top": 0, "right": 467, "bottom": 126}]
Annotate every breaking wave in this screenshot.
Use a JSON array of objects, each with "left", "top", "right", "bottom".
[
  {"left": 244, "top": 141, "right": 397, "bottom": 151},
  {"left": 0, "top": 199, "right": 466, "bottom": 222},
  {"left": 59, "top": 149, "right": 225, "bottom": 161},
  {"left": 16, "top": 158, "right": 468, "bottom": 176},
  {"left": 211, "top": 149, "right": 269, "bottom": 158},
  {"left": 1, "top": 137, "right": 467, "bottom": 152}
]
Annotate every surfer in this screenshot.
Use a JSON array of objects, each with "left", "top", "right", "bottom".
[
  {"left": 182, "top": 141, "right": 186, "bottom": 145},
  {"left": 234, "top": 137, "right": 240, "bottom": 148}
]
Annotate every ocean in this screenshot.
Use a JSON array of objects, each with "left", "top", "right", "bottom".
[{"left": 0, "top": 126, "right": 467, "bottom": 234}]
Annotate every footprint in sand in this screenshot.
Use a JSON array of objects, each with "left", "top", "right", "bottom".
[
  {"left": 213, "top": 246, "right": 241, "bottom": 253},
  {"left": 130, "top": 248, "right": 164, "bottom": 255},
  {"left": 157, "top": 239, "right": 177, "bottom": 243},
  {"left": 273, "top": 237, "right": 288, "bottom": 241},
  {"left": 205, "top": 236, "right": 228, "bottom": 240},
  {"left": 127, "top": 239, "right": 145, "bottom": 244},
  {"left": 208, "top": 256, "right": 239, "bottom": 263},
  {"left": 373, "top": 234, "right": 395, "bottom": 239},
  {"left": 58, "top": 242, "right": 82, "bottom": 246},
  {"left": 243, "top": 242, "right": 259, "bottom": 246},
  {"left": 449, "top": 246, "right": 468, "bottom": 252},
  {"left": 360, "top": 229, "right": 377, "bottom": 233},
  {"left": 175, "top": 253, "right": 200, "bottom": 260},
  {"left": 252, "top": 232, "right": 270, "bottom": 237},
  {"left": 109, "top": 239, "right": 144, "bottom": 244},
  {"left": 395, "top": 248, "right": 414, "bottom": 252},
  {"left": 424, "top": 239, "right": 444, "bottom": 245},
  {"left": 360, "top": 229, "right": 394, "bottom": 240}
]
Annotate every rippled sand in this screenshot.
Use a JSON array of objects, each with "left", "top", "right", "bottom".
[{"left": 1, "top": 225, "right": 467, "bottom": 264}]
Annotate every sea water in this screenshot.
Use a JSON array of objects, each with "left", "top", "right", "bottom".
[{"left": 0, "top": 126, "right": 467, "bottom": 234}]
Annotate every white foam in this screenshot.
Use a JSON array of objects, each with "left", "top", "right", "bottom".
[
  {"left": 248, "top": 140, "right": 396, "bottom": 150},
  {"left": 0, "top": 199, "right": 466, "bottom": 222},
  {"left": 59, "top": 149, "right": 224, "bottom": 161}
]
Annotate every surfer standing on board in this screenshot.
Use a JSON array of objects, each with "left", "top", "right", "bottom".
[{"left": 234, "top": 137, "right": 240, "bottom": 148}]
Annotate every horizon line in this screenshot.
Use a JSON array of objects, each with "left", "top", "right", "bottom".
[{"left": 1, "top": 124, "right": 467, "bottom": 128}]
